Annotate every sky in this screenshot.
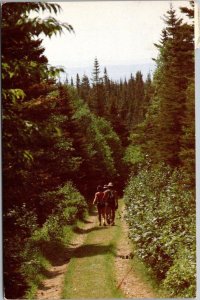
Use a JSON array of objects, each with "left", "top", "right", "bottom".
[{"left": 39, "top": 1, "right": 190, "bottom": 80}]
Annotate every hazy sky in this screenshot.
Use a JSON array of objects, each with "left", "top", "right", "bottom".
[{"left": 40, "top": 1, "right": 189, "bottom": 70}]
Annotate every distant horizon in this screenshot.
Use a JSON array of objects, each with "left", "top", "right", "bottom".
[{"left": 59, "top": 62, "right": 156, "bottom": 83}]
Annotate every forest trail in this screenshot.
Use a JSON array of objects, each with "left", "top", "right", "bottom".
[{"left": 36, "top": 200, "right": 156, "bottom": 299}]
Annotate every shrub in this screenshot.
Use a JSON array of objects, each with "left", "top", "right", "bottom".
[
  {"left": 162, "top": 246, "right": 196, "bottom": 298},
  {"left": 124, "top": 163, "right": 196, "bottom": 297},
  {"left": 4, "top": 204, "right": 38, "bottom": 298},
  {"left": 4, "top": 182, "right": 88, "bottom": 299}
]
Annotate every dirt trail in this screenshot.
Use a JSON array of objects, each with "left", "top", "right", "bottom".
[
  {"left": 36, "top": 202, "right": 156, "bottom": 299},
  {"left": 114, "top": 206, "right": 155, "bottom": 298}
]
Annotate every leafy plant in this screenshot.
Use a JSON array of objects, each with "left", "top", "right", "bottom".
[{"left": 124, "top": 163, "right": 196, "bottom": 297}]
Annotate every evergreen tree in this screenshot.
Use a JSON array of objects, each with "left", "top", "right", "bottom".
[
  {"left": 126, "top": 2, "right": 194, "bottom": 170},
  {"left": 180, "top": 0, "right": 194, "bottom": 19},
  {"left": 179, "top": 81, "right": 195, "bottom": 183},
  {"left": 2, "top": 3, "right": 74, "bottom": 297},
  {"left": 90, "top": 58, "right": 105, "bottom": 116},
  {"left": 2, "top": 2, "right": 73, "bottom": 101},
  {"left": 79, "top": 74, "right": 90, "bottom": 102},
  {"left": 143, "top": 73, "right": 154, "bottom": 115},
  {"left": 103, "top": 67, "right": 110, "bottom": 86},
  {"left": 133, "top": 71, "right": 145, "bottom": 125},
  {"left": 92, "top": 57, "right": 101, "bottom": 85},
  {"left": 76, "top": 73, "right": 81, "bottom": 91},
  {"left": 178, "top": 0, "right": 195, "bottom": 181},
  {"left": 65, "top": 74, "right": 69, "bottom": 84},
  {"left": 70, "top": 77, "right": 74, "bottom": 86},
  {"left": 126, "top": 74, "right": 136, "bottom": 126},
  {"left": 142, "top": 4, "right": 194, "bottom": 166}
]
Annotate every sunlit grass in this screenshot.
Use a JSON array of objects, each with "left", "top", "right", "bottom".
[{"left": 62, "top": 210, "right": 124, "bottom": 299}]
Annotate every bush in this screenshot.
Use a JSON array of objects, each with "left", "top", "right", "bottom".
[
  {"left": 4, "top": 204, "right": 38, "bottom": 298},
  {"left": 39, "top": 182, "right": 88, "bottom": 227},
  {"left": 162, "top": 246, "right": 196, "bottom": 297},
  {"left": 124, "top": 163, "right": 196, "bottom": 297},
  {"left": 4, "top": 182, "right": 88, "bottom": 299}
]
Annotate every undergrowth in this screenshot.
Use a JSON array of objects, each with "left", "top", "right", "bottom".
[
  {"left": 4, "top": 182, "right": 88, "bottom": 299},
  {"left": 124, "top": 163, "right": 196, "bottom": 298}
]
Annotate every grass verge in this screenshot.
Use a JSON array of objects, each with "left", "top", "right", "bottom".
[{"left": 24, "top": 215, "right": 89, "bottom": 299}]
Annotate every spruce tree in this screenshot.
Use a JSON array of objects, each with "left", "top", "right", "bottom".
[
  {"left": 91, "top": 58, "right": 105, "bottom": 116},
  {"left": 148, "top": 5, "right": 194, "bottom": 165},
  {"left": 92, "top": 57, "right": 101, "bottom": 85},
  {"left": 80, "top": 74, "right": 90, "bottom": 102},
  {"left": 76, "top": 73, "right": 81, "bottom": 91},
  {"left": 70, "top": 77, "right": 74, "bottom": 86},
  {"left": 103, "top": 67, "right": 110, "bottom": 86},
  {"left": 144, "top": 73, "right": 154, "bottom": 115},
  {"left": 2, "top": 3, "right": 74, "bottom": 297},
  {"left": 179, "top": 0, "right": 194, "bottom": 181},
  {"left": 2, "top": 2, "right": 73, "bottom": 101},
  {"left": 133, "top": 71, "right": 145, "bottom": 125}
]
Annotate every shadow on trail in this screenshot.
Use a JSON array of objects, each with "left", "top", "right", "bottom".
[
  {"left": 38, "top": 240, "right": 71, "bottom": 267},
  {"left": 37, "top": 266, "right": 66, "bottom": 291},
  {"left": 38, "top": 241, "right": 115, "bottom": 289},
  {"left": 38, "top": 227, "right": 112, "bottom": 269},
  {"left": 37, "top": 210, "right": 115, "bottom": 290},
  {"left": 38, "top": 265, "right": 67, "bottom": 288},
  {"left": 73, "top": 243, "right": 115, "bottom": 258},
  {"left": 73, "top": 225, "right": 110, "bottom": 234},
  {"left": 38, "top": 242, "right": 115, "bottom": 292}
]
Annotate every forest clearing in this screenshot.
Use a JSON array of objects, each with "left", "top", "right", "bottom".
[{"left": 2, "top": 1, "right": 196, "bottom": 299}]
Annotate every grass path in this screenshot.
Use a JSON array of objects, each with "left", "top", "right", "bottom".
[
  {"left": 62, "top": 211, "right": 123, "bottom": 298},
  {"left": 37, "top": 200, "right": 156, "bottom": 299}
]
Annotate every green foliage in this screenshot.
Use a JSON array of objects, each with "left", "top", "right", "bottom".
[
  {"left": 179, "top": 81, "right": 195, "bottom": 183},
  {"left": 39, "top": 182, "right": 88, "bottom": 233},
  {"left": 3, "top": 77, "right": 125, "bottom": 297},
  {"left": 139, "top": 4, "right": 194, "bottom": 168},
  {"left": 3, "top": 1, "right": 195, "bottom": 298},
  {"left": 123, "top": 144, "right": 145, "bottom": 166},
  {"left": 4, "top": 204, "right": 38, "bottom": 298},
  {"left": 162, "top": 246, "right": 196, "bottom": 297},
  {"left": 76, "top": 58, "right": 151, "bottom": 137},
  {"left": 2, "top": 2, "right": 73, "bottom": 104},
  {"left": 23, "top": 181, "right": 86, "bottom": 296},
  {"left": 67, "top": 86, "right": 124, "bottom": 189},
  {"left": 5, "top": 182, "right": 87, "bottom": 299},
  {"left": 124, "top": 163, "right": 196, "bottom": 297},
  {"left": 122, "top": 3, "right": 195, "bottom": 297},
  {"left": 2, "top": 3, "right": 77, "bottom": 298}
]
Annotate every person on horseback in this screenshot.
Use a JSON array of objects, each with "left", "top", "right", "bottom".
[
  {"left": 93, "top": 185, "right": 106, "bottom": 226},
  {"left": 103, "top": 182, "right": 118, "bottom": 226}
]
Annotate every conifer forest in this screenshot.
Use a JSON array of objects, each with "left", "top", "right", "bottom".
[{"left": 2, "top": 1, "right": 196, "bottom": 298}]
